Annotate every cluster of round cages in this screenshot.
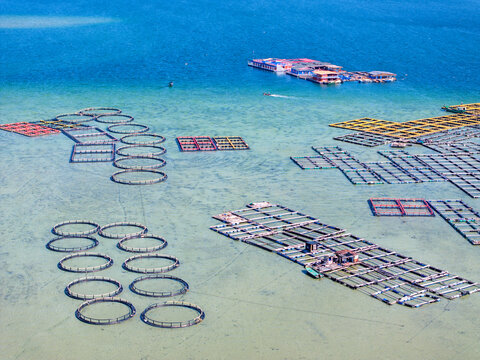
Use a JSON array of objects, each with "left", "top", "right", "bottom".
[
  {"left": 47, "top": 221, "right": 151, "bottom": 252},
  {"left": 46, "top": 220, "right": 205, "bottom": 328},
  {"left": 112, "top": 133, "right": 168, "bottom": 185}
]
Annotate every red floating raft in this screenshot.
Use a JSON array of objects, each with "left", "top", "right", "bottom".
[
  {"left": 368, "top": 198, "right": 435, "bottom": 216},
  {"left": 176, "top": 136, "right": 217, "bottom": 151},
  {"left": 0, "top": 122, "right": 60, "bottom": 137}
]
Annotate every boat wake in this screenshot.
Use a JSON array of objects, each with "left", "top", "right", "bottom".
[{"left": 266, "top": 94, "right": 295, "bottom": 99}]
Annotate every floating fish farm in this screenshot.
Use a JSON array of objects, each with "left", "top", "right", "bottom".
[{"left": 210, "top": 202, "right": 480, "bottom": 308}]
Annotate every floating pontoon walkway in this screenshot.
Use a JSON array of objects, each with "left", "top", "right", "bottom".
[{"left": 210, "top": 202, "right": 479, "bottom": 307}]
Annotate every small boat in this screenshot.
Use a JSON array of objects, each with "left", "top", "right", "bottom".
[
  {"left": 441, "top": 106, "right": 465, "bottom": 113},
  {"left": 305, "top": 267, "right": 323, "bottom": 279},
  {"left": 390, "top": 142, "right": 407, "bottom": 148},
  {"left": 263, "top": 92, "right": 271, "bottom": 96}
]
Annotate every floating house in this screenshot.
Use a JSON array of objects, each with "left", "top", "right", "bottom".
[
  {"left": 308, "top": 70, "right": 340, "bottom": 84},
  {"left": 368, "top": 71, "right": 396, "bottom": 82},
  {"left": 248, "top": 58, "right": 292, "bottom": 72},
  {"left": 288, "top": 66, "right": 314, "bottom": 79},
  {"left": 287, "top": 59, "right": 338, "bottom": 79},
  {"left": 319, "top": 64, "right": 343, "bottom": 72},
  {"left": 249, "top": 58, "right": 396, "bottom": 86}
]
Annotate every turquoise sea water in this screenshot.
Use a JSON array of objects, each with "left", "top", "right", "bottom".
[{"left": 1, "top": 1, "right": 480, "bottom": 359}]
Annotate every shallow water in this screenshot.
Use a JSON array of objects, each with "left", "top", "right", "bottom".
[{"left": 1, "top": 1, "right": 480, "bottom": 359}]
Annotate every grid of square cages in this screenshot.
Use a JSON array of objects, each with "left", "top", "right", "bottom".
[
  {"left": 62, "top": 126, "right": 118, "bottom": 144},
  {"left": 398, "top": 167, "right": 447, "bottom": 182},
  {"left": 446, "top": 174, "right": 480, "bottom": 198},
  {"left": 229, "top": 205, "right": 323, "bottom": 231},
  {"left": 211, "top": 205, "right": 333, "bottom": 241},
  {"left": 427, "top": 199, "right": 480, "bottom": 223},
  {"left": 311, "top": 147, "right": 365, "bottom": 169},
  {"left": 333, "top": 132, "right": 395, "bottom": 147},
  {"left": 380, "top": 155, "right": 447, "bottom": 182},
  {"left": 324, "top": 251, "right": 479, "bottom": 305},
  {"left": 330, "top": 113, "right": 480, "bottom": 140},
  {"left": 369, "top": 198, "right": 434, "bottom": 216},
  {"left": 213, "top": 136, "right": 249, "bottom": 150},
  {"left": 332, "top": 157, "right": 368, "bottom": 171},
  {"left": 311, "top": 145, "right": 349, "bottom": 155},
  {"left": 422, "top": 142, "right": 480, "bottom": 154},
  {"left": 329, "top": 118, "right": 396, "bottom": 131},
  {"left": 363, "top": 162, "right": 420, "bottom": 184},
  {"left": 70, "top": 143, "right": 116, "bottom": 163},
  {"left": 377, "top": 149, "right": 413, "bottom": 160},
  {"left": 407, "top": 113, "right": 480, "bottom": 127},
  {"left": 290, "top": 156, "right": 337, "bottom": 170},
  {"left": 450, "top": 222, "right": 480, "bottom": 245},
  {"left": 276, "top": 233, "right": 371, "bottom": 266},
  {"left": 248, "top": 223, "right": 346, "bottom": 254},
  {"left": 415, "top": 153, "right": 480, "bottom": 176},
  {"left": 368, "top": 281, "right": 441, "bottom": 308},
  {"left": 428, "top": 200, "right": 480, "bottom": 245},
  {"left": 369, "top": 124, "right": 448, "bottom": 139},
  {"left": 340, "top": 169, "right": 384, "bottom": 185},
  {"left": 210, "top": 203, "right": 480, "bottom": 307},
  {"left": 417, "top": 126, "right": 480, "bottom": 144}
]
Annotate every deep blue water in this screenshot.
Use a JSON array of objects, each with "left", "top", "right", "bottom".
[{"left": 1, "top": 0, "right": 480, "bottom": 95}]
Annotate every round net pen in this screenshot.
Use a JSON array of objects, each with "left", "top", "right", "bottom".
[
  {"left": 111, "top": 169, "right": 167, "bottom": 185},
  {"left": 58, "top": 252, "right": 114, "bottom": 273},
  {"left": 52, "top": 220, "right": 100, "bottom": 236},
  {"left": 116, "top": 144, "right": 166, "bottom": 158},
  {"left": 56, "top": 113, "right": 96, "bottom": 124},
  {"left": 113, "top": 156, "right": 166, "bottom": 170},
  {"left": 120, "top": 133, "right": 166, "bottom": 145},
  {"left": 96, "top": 114, "right": 134, "bottom": 124},
  {"left": 129, "top": 274, "right": 189, "bottom": 297},
  {"left": 107, "top": 123, "right": 150, "bottom": 134},
  {"left": 122, "top": 254, "right": 179, "bottom": 273},
  {"left": 140, "top": 301, "right": 205, "bottom": 328},
  {"left": 98, "top": 222, "right": 148, "bottom": 239},
  {"left": 79, "top": 107, "right": 122, "bottom": 116},
  {"left": 65, "top": 276, "right": 123, "bottom": 300},
  {"left": 117, "top": 234, "right": 168, "bottom": 253},
  {"left": 75, "top": 297, "right": 136, "bottom": 325},
  {"left": 46, "top": 235, "right": 99, "bottom": 252}
]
